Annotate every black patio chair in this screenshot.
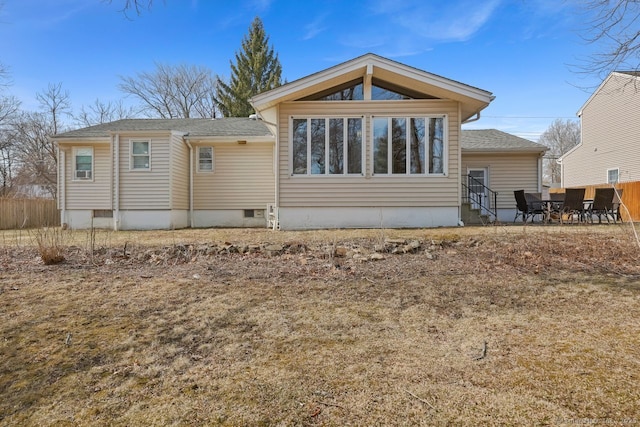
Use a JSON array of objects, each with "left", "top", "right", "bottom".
[
  {"left": 586, "top": 188, "right": 615, "bottom": 224},
  {"left": 514, "top": 190, "right": 545, "bottom": 223},
  {"left": 613, "top": 189, "right": 624, "bottom": 222},
  {"left": 558, "top": 188, "right": 586, "bottom": 224}
]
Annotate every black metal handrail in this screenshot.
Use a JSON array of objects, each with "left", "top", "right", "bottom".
[{"left": 461, "top": 174, "right": 498, "bottom": 223}]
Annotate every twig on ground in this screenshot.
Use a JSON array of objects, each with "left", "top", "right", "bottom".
[
  {"left": 318, "top": 401, "right": 345, "bottom": 409},
  {"left": 474, "top": 340, "right": 488, "bottom": 360},
  {"left": 404, "top": 389, "right": 437, "bottom": 410}
]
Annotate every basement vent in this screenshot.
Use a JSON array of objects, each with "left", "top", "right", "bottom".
[
  {"left": 244, "top": 209, "right": 265, "bottom": 218},
  {"left": 93, "top": 210, "right": 113, "bottom": 218}
]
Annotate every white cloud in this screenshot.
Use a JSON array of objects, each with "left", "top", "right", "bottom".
[
  {"left": 303, "top": 15, "right": 328, "bottom": 40},
  {"left": 390, "top": 0, "right": 502, "bottom": 42}
]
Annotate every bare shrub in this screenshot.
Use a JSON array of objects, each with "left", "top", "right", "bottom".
[{"left": 32, "top": 226, "right": 65, "bottom": 265}]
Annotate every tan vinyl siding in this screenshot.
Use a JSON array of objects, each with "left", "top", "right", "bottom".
[
  {"left": 65, "top": 144, "right": 112, "bottom": 209},
  {"left": 462, "top": 152, "right": 540, "bottom": 209},
  {"left": 564, "top": 74, "right": 640, "bottom": 187},
  {"left": 193, "top": 142, "right": 275, "bottom": 209},
  {"left": 119, "top": 136, "right": 171, "bottom": 209},
  {"left": 278, "top": 100, "right": 460, "bottom": 207},
  {"left": 169, "top": 133, "right": 189, "bottom": 210}
]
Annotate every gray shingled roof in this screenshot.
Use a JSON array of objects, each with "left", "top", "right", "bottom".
[
  {"left": 617, "top": 71, "right": 640, "bottom": 77},
  {"left": 461, "top": 129, "right": 547, "bottom": 152},
  {"left": 54, "top": 118, "right": 273, "bottom": 139}
]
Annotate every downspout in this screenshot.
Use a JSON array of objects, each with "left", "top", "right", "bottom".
[
  {"left": 183, "top": 135, "right": 194, "bottom": 228},
  {"left": 273, "top": 110, "right": 279, "bottom": 230},
  {"left": 59, "top": 146, "right": 65, "bottom": 227},
  {"left": 255, "top": 111, "right": 279, "bottom": 229},
  {"left": 537, "top": 152, "right": 544, "bottom": 193},
  {"left": 462, "top": 111, "right": 481, "bottom": 124},
  {"left": 114, "top": 133, "right": 120, "bottom": 231},
  {"left": 458, "top": 104, "right": 464, "bottom": 226}
]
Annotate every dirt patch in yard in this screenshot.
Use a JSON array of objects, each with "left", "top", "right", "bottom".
[{"left": 1, "top": 226, "right": 640, "bottom": 425}]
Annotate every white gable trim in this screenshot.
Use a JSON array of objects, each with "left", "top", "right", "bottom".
[{"left": 250, "top": 53, "right": 494, "bottom": 117}]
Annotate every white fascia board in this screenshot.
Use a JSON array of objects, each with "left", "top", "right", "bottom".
[
  {"left": 53, "top": 137, "right": 111, "bottom": 144},
  {"left": 184, "top": 135, "right": 275, "bottom": 144}
]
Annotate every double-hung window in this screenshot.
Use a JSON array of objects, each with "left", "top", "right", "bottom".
[
  {"left": 74, "top": 147, "right": 93, "bottom": 180},
  {"left": 198, "top": 146, "right": 214, "bottom": 172},
  {"left": 291, "top": 117, "right": 363, "bottom": 175},
  {"left": 608, "top": 168, "right": 619, "bottom": 184},
  {"left": 372, "top": 116, "right": 445, "bottom": 175},
  {"left": 131, "top": 140, "right": 150, "bottom": 170}
]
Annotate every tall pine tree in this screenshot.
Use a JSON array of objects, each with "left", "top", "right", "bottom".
[{"left": 217, "top": 17, "right": 282, "bottom": 117}]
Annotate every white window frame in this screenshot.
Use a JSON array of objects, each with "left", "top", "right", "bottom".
[
  {"left": 289, "top": 116, "right": 365, "bottom": 176},
  {"left": 73, "top": 147, "right": 94, "bottom": 181},
  {"left": 607, "top": 168, "right": 619, "bottom": 184},
  {"left": 130, "top": 140, "right": 151, "bottom": 171},
  {"left": 370, "top": 115, "right": 447, "bottom": 176},
  {"left": 197, "top": 146, "right": 214, "bottom": 173}
]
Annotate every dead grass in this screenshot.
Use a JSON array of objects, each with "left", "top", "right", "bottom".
[{"left": 1, "top": 225, "right": 640, "bottom": 425}]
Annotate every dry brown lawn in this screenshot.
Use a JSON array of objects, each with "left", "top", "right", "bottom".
[{"left": 1, "top": 225, "right": 640, "bottom": 426}]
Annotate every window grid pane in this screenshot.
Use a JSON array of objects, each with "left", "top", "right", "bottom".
[
  {"left": 347, "top": 118, "right": 362, "bottom": 174},
  {"left": 329, "top": 119, "right": 344, "bottom": 174},
  {"left": 429, "top": 118, "right": 444, "bottom": 174},
  {"left": 392, "top": 118, "right": 406, "bottom": 174},
  {"left": 292, "top": 119, "right": 308, "bottom": 174},
  {"left": 310, "top": 119, "right": 325, "bottom": 174},
  {"left": 410, "top": 118, "right": 425, "bottom": 174},
  {"left": 373, "top": 118, "right": 388, "bottom": 174}
]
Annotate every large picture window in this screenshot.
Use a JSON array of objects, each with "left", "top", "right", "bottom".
[
  {"left": 130, "top": 140, "right": 150, "bottom": 170},
  {"left": 292, "top": 117, "right": 363, "bottom": 175},
  {"left": 373, "top": 116, "right": 444, "bottom": 175},
  {"left": 73, "top": 147, "right": 93, "bottom": 180}
]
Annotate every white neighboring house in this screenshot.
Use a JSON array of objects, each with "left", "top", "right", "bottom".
[
  {"left": 53, "top": 53, "right": 545, "bottom": 230},
  {"left": 560, "top": 71, "right": 640, "bottom": 187}
]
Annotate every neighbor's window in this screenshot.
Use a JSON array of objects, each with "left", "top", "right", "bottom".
[
  {"left": 130, "top": 140, "right": 150, "bottom": 170},
  {"left": 291, "top": 117, "right": 363, "bottom": 175},
  {"left": 74, "top": 147, "right": 93, "bottom": 180},
  {"left": 198, "top": 146, "right": 214, "bottom": 172},
  {"left": 373, "top": 116, "right": 444, "bottom": 175},
  {"left": 608, "top": 168, "right": 619, "bottom": 184}
]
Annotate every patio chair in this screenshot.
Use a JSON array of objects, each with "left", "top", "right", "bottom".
[
  {"left": 586, "top": 188, "right": 615, "bottom": 224},
  {"left": 558, "top": 188, "right": 586, "bottom": 224},
  {"left": 613, "top": 189, "right": 624, "bottom": 222},
  {"left": 514, "top": 190, "right": 545, "bottom": 223}
]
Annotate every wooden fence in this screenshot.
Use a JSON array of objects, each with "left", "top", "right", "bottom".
[
  {"left": 550, "top": 181, "right": 640, "bottom": 222},
  {"left": 0, "top": 198, "right": 60, "bottom": 230}
]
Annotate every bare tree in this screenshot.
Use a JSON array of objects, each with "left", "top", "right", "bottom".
[
  {"left": 9, "top": 111, "right": 58, "bottom": 197},
  {"left": 104, "top": 0, "right": 156, "bottom": 16},
  {"left": 119, "top": 63, "right": 219, "bottom": 118},
  {"left": 539, "top": 119, "right": 581, "bottom": 185},
  {"left": 75, "top": 98, "right": 138, "bottom": 127},
  {"left": 36, "top": 82, "right": 71, "bottom": 136},
  {"left": 579, "top": 0, "right": 640, "bottom": 79},
  {"left": 0, "top": 95, "right": 20, "bottom": 196},
  {"left": 8, "top": 83, "right": 72, "bottom": 198}
]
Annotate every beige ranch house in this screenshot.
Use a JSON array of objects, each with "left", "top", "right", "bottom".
[{"left": 54, "top": 54, "right": 546, "bottom": 230}]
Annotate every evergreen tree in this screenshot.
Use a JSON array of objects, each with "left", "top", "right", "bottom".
[{"left": 217, "top": 17, "right": 282, "bottom": 117}]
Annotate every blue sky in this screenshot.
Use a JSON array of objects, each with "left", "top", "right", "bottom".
[{"left": 0, "top": 0, "right": 606, "bottom": 140}]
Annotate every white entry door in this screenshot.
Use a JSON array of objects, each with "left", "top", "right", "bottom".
[{"left": 468, "top": 168, "right": 489, "bottom": 210}]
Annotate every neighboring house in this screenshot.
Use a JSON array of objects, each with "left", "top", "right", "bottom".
[
  {"left": 54, "top": 53, "right": 544, "bottom": 230},
  {"left": 560, "top": 71, "right": 640, "bottom": 187}
]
